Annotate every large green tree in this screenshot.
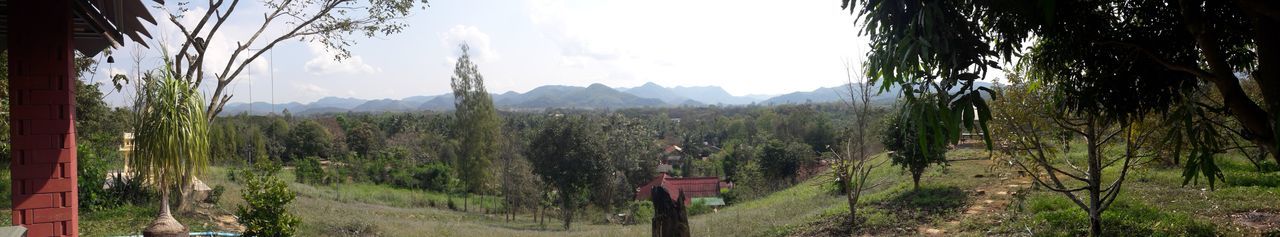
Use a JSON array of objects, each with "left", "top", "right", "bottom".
[
  {"left": 527, "top": 116, "right": 607, "bottom": 230},
  {"left": 760, "top": 139, "right": 814, "bottom": 185},
  {"left": 450, "top": 44, "right": 502, "bottom": 193},
  {"left": 288, "top": 120, "right": 333, "bottom": 160},
  {"left": 842, "top": 0, "right": 1280, "bottom": 179}
]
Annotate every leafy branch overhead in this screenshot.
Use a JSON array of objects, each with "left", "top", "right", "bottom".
[
  {"left": 159, "top": 0, "right": 430, "bottom": 120},
  {"left": 841, "top": 0, "right": 1280, "bottom": 184}
]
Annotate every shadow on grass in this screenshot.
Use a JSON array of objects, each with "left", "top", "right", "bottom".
[{"left": 881, "top": 186, "right": 967, "bottom": 214}]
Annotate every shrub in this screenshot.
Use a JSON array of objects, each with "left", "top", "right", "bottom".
[
  {"left": 410, "top": 163, "right": 452, "bottom": 192},
  {"left": 78, "top": 144, "right": 157, "bottom": 212},
  {"left": 78, "top": 144, "right": 114, "bottom": 212},
  {"left": 627, "top": 201, "right": 654, "bottom": 224},
  {"left": 104, "top": 173, "right": 158, "bottom": 205},
  {"left": 294, "top": 156, "right": 327, "bottom": 185},
  {"left": 237, "top": 161, "right": 301, "bottom": 237},
  {"left": 688, "top": 198, "right": 712, "bottom": 216},
  {"left": 205, "top": 185, "right": 226, "bottom": 204}
]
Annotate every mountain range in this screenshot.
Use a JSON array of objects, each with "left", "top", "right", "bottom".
[{"left": 218, "top": 82, "right": 991, "bottom": 116}]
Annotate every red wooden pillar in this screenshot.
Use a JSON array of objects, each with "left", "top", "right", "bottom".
[{"left": 8, "top": 0, "right": 80, "bottom": 236}]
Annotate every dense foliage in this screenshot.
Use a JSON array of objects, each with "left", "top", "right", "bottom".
[
  {"left": 527, "top": 116, "right": 608, "bottom": 230},
  {"left": 842, "top": 0, "right": 1280, "bottom": 185},
  {"left": 237, "top": 162, "right": 301, "bottom": 237},
  {"left": 881, "top": 109, "right": 948, "bottom": 190}
]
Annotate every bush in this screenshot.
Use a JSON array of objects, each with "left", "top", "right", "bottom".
[
  {"left": 237, "top": 161, "right": 301, "bottom": 237},
  {"left": 409, "top": 163, "right": 452, "bottom": 192},
  {"left": 294, "top": 156, "right": 327, "bottom": 185},
  {"left": 627, "top": 201, "right": 654, "bottom": 224},
  {"left": 688, "top": 198, "right": 712, "bottom": 216},
  {"left": 205, "top": 185, "right": 226, "bottom": 204},
  {"left": 78, "top": 143, "right": 156, "bottom": 212},
  {"left": 104, "top": 173, "right": 158, "bottom": 205},
  {"left": 78, "top": 144, "right": 114, "bottom": 212}
]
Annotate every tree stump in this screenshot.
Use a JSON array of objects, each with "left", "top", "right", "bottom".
[{"left": 651, "top": 186, "right": 690, "bottom": 237}]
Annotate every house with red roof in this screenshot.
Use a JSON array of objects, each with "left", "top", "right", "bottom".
[{"left": 635, "top": 173, "right": 732, "bottom": 206}]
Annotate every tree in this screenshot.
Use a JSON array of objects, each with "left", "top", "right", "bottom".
[
  {"left": 345, "top": 122, "right": 383, "bottom": 157},
  {"left": 265, "top": 117, "right": 291, "bottom": 160},
  {"left": 602, "top": 115, "right": 659, "bottom": 210},
  {"left": 832, "top": 61, "right": 885, "bottom": 227},
  {"left": 760, "top": 139, "right": 813, "bottom": 185},
  {"left": 527, "top": 116, "right": 608, "bottom": 230},
  {"left": 289, "top": 120, "right": 334, "bottom": 160},
  {"left": 450, "top": 43, "right": 502, "bottom": 193},
  {"left": 991, "top": 78, "right": 1158, "bottom": 237},
  {"left": 881, "top": 105, "right": 948, "bottom": 191},
  {"left": 841, "top": 0, "right": 1280, "bottom": 181},
  {"left": 155, "top": 0, "right": 430, "bottom": 120},
  {"left": 132, "top": 61, "right": 211, "bottom": 236}
]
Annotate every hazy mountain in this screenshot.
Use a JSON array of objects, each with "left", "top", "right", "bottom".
[
  {"left": 213, "top": 81, "right": 1000, "bottom": 116},
  {"left": 401, "top": 95, "right": 440, "bottom": 106},
  {"left": 624, "top": 82, "right": 689, "bottom": 104},
  {"left": 668, "top": 86, "right": 758, "bottom": 105},
  {"left": 761, "top": 84, "right": 901, "bottom": 105},
  {"left": 311, "top": 97, "right": 368, "bottom": 109},
  {"left": 353, "top": 99, "right": 416, "bottom": 112},
  {"left": 418, "top": 95, "right": 455, "bottom": 111},
  {"left": 759, "top": 82, "right": 993, "bottom": 105},
  {"left": 221, "top": 102, "right": 306, "bottom": 115},
  {"left": 517, "top": 83, "right": 665, "bottom": 109}
]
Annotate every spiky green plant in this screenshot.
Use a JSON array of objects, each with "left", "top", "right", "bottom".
[{"left": 131, "top": 59, "right": 210, "bottom": 234}]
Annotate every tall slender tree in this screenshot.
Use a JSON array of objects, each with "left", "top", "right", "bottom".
[{"left": 451, "top": 43, "right": 502, "bottom": 193}]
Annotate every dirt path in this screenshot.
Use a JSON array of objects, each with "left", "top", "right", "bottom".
[{"left": 918, "top": 159, "right": 1032, "bottom": 236}]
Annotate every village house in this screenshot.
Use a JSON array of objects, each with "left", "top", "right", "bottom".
[{"left": 635, "top": 172, "right": 732, "bottom": 207}]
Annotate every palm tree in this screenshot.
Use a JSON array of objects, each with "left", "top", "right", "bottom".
[{"left": 131, "top": 60, "right": 210, "bottom": 236}]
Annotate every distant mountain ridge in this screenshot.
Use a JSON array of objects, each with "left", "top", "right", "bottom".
[{"left": 219, "top": 82, "right": 989, "bottom": 116}]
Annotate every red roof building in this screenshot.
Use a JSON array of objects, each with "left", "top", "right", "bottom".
[{"left": 635, "top": 173, "right": 732, "bottom": 205}]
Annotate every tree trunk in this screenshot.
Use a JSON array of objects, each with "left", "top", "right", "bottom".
[
  {"left": 1242, "top": 3, "right": 1280, "bottom": 166},
  {"left": 842, "top": 174, "right": 858, "bottom": 225},
  {"left": 144, "top": 191, "right": 187, "bottom": 237},
  {"left": 911, "top": 172, "right": 922, "bottom": 191},
  {"left": 1088, "top": 210, "right": 1102, "bottom": 237},
  {"left": 1087, "top": 120, "right": 1104, "bottom": 237},
  {"left": 1181, "top": 1, "right": 1280, "bottom": 165},
  {"left": 561, "top": 197, "right": 573, "bottom": 230}
]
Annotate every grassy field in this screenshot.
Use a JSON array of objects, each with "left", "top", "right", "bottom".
[
  {"left": 59, "top": 147, "right": 1280, "bottom": 236},
  {"left": 776, "top": 147, "right": 1280, "bottom": 237},
  {"left": 184, "top": 161, "right": 859, "bottom": 236}
]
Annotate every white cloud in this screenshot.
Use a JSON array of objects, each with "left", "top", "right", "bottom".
[
  {"left": 304, "top": 41, "right": 380, "bottom": 75},
  {"left": 294, "top": 82, "right": 329, "bottom": 95},
  {"left": 440, "top": 25, "right": 499, "bottom": 64},
  {"left": 528, "top": 0, "right": 623, "bottom": 63}
]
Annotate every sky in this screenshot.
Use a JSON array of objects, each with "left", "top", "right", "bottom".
[{"left": 87, "top": 0, "right": 876, "bottom": 107}]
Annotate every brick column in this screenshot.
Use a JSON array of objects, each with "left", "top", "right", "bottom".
[{"left": 8, "top": 0, "right": 80, "bottom": 236}]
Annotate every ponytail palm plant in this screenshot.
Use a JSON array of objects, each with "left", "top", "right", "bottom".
[{"left": 131, "top": 60, "right": 210, "bottom": 236}]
